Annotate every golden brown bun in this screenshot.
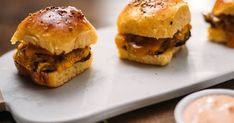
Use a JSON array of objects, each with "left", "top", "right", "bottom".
[
  {"left": 117, "top": 0, "right": 191, "bottom": 39},
  {"left": 212, "top": 0, "right": 234, "bottom": 16},
  {"left": 14, "top": 53, "right": 93, "bottom": 87},
  {"left": 208, "top": 27, "right": 227, "bottom": 43},
  {"left": 11, "top": 6, "right": 97, "bottom": 55},
  {"left": 117, "top": 45, "right": 183, "bottom": 66}
]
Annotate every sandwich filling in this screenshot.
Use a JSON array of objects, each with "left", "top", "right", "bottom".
[
  {"left": 14, "top": 43, "right": 91, "bottom": 73},
  {"left": 204, "top": 13, "right": 234, "bottom": 47},
  {"left": 115, "top": 24, "right": 191, "bottom": 56}
]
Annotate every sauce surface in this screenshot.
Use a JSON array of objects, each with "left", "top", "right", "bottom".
[
  {"left": 223, "top": 0, "right": 234, "bottom": 3},
  {"left": 184, "top": 95, "right": 234, "bottom": 123}
]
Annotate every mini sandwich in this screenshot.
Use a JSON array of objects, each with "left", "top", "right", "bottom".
[
  {"left": 115, "top": 0, "right": 191, "bottom": 65},
  {"left": 11, "top": 6, "right": 97, "bottom": 87},
  {"left": 204, "top": 0, "right": 234, "bottom": 47}
]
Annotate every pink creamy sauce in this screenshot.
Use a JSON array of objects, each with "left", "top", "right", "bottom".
[
  {"left": 184, "top": 95, "right": 234, "bottom": 123},
  {"left": 223, "top": 0, "right": 234, "bottom": 3}
]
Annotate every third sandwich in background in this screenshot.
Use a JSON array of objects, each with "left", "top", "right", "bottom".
[{"left": 204, "top": 0, "right": 234, "bottom": 48}]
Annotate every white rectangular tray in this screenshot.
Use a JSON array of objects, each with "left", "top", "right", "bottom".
[{"left": 0, "top": 12, "right": 234, "bottom": 123}]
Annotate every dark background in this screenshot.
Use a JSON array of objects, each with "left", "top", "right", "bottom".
[{"left": 0, "top": 0, "right": 127, "bottom": 56}]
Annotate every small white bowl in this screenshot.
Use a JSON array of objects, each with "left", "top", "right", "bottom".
[{"left": 174, "top": 89, "right": 234, "bottom": 123}]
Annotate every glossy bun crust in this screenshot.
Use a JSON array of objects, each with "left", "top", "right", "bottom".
[
  {"left": 11, "top": 6, "right": 97, "bottom": 55},
  {"left": 117, "top": 0, "right": 191, "bottom": 39},
  {"left": 212, "top": 0, "right": 234, "bottom": 16}
]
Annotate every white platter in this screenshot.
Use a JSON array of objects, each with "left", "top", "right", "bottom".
[{"left": 0, "top": 12, "right": 234, "bottom": 123}]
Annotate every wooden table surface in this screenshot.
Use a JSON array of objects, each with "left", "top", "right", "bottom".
[{"left": 0, "top": 0, "right": 232, "bottom": 123}]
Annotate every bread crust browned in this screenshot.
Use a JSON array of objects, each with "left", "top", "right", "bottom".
[
  {"left": 117, "top": 0, "right": 191, "bottom": 39},
  {"left": 212, "top": 0, "right": 234, "bottom": 16},
  {"left": 208, "top": 27, "right": 228, "bottom": 43},
  {"left": 11, "top": 6, "right": 97, "bottom": 55}
]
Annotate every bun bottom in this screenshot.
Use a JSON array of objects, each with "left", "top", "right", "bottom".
[
  {"left": 14, "top": 53, "right": 93, "bottom": 88},
  {"left": 117, "top": 46, "right": 183, "bottom": 66},
  {"left": 208, "top": 27, "right": 227, "bottom": 43}
]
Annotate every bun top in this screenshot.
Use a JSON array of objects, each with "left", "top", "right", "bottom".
[
  {"left": 212, "top": 0, "right": 234, "bottom": 16},
  {"left": 11, "top": 6, "right": 97, "bottom": 55},
  {"left": 117, "top": 0, "right": 191, "bottom": 39}
]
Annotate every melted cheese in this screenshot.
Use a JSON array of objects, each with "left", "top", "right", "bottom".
[
  {"left": 15, "top": 43, "right": 90, "bottom": 72},
  {"left": 56, "top": 49, "right": 89, "bottom": 72},
  {"left": 116, "top": 24, "right": 191, "bottom": 56},
  {"left": 128, "top": 39, "right": 163, "bottom": 56}
]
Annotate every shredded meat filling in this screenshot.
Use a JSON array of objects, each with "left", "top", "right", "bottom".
[
  {"left": 116, "top": 24, "right": 191, "bottom": 56},
  {"left": 14, "top": 43, "right": 91, "bottom": 73},
  {"left": 204, "top": 13, "right": 234, "bottom": 32}
]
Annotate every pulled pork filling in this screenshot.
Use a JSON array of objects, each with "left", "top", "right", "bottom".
[
  {"left": 116, "top": 24, "right": 191, "bottom": 56},
  {"left": 204, "top": 13, "right": 234, "bottom": 32},
  {"left": 14, "top": 43, "right": 91, "bottom": 73}
]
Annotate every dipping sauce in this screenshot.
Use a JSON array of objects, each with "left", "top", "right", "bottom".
[{"left": 184, "top": 95, "right": 234, "bottom": 123}]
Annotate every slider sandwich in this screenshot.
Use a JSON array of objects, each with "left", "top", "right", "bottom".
[
  {"left": 115, "top": 0, "right": 191, "bottom": 65},
  {"left": 11, "top": 6, "right": 97, "bottom": 87},
  {"left": 204, "top": 0, "right": 234, "bottom": 47}
]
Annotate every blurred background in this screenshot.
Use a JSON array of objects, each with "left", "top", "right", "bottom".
[{"left": 0, "top": 0, "right": 129, "bottom": 56}]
